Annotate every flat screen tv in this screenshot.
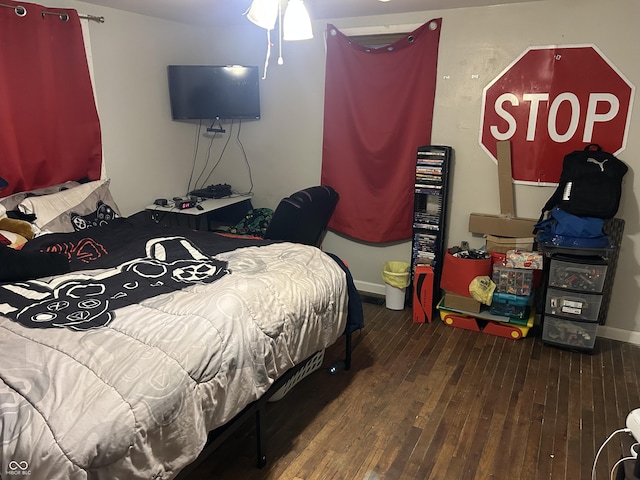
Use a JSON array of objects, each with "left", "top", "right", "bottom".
[{"left": 167, "top": 65, "right": 261, "bottom": 121}]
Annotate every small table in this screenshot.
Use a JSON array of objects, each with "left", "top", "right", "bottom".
[{"left": 145, "top": 193, "right": 253, "bottom": 230}]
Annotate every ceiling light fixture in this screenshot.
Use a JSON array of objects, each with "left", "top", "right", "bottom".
[
  {"left": 283, "top": 0, "right": 313, "bottom": 41},
  {"left": 246, "top": 0, "right": 313, "bottom": 40},
  {"left": 246, "top": 0, "right": 313, "bottom": 77},
  {"left": 246, "top": 0, "right": 278, "bottom": 30}
]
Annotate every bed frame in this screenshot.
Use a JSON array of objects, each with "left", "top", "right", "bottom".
[{"left": 175, "top": 331, "right": 352, "bottom": 478}]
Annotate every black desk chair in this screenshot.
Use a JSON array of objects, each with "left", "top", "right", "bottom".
[{"left": 263, "top": 185, "right": 339, "bottom": 247}]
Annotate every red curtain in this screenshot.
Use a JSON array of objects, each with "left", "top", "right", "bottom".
[
  {"left": 321, "top": 20, "right": 442, "bottom": 243},
  {"left": 0, "top": 0, "right": 102, "bottom": 197}
]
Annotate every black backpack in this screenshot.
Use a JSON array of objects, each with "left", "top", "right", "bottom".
[{"left": 541, "top": 144, "right": 628, "bottom": 219}]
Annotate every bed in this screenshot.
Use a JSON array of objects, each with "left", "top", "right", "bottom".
[{"left": 0, "top": 180, "right": 362, "bottom": 480}]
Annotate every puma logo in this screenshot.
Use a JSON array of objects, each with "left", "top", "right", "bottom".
[{"left": 587, "top": 157, "right": 608, "bottom": 172}]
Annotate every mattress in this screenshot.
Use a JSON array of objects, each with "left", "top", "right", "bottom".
[{"left": 0, "top": 218, "right": 348, "bottom": 479}]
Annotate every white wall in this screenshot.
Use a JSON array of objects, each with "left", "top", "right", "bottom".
[
  {"left": 50, "top": 0, "right": 640, "bottom": 342},
  {"left": 203, "top": 0, "right": 640, "bottom": 342}
]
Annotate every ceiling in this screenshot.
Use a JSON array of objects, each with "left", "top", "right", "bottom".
[{"left": 79, "top": 0, "right": 538, "bottom": 27}]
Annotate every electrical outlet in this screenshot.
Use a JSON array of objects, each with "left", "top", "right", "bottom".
[{"left": 626, "top": 408, "right": 640, "bottom": 441}]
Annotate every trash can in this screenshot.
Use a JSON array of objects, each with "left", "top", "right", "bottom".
[{"left": 382, "top": 261, "right": 411, "bottom": 310}]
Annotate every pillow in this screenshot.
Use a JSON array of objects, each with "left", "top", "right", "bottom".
[
  {"left": 0, "top": 180, "right": 80, "bottom": 212},
  {"left": 18, "top": 179, "right": 121, "bottom": 233}
]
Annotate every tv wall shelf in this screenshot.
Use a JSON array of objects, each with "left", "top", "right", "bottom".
[{"left": 410, "top": 145, "right": 453, "bottom": 311}]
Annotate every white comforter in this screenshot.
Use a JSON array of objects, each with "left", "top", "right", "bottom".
[{"left": 0, "top": 242, "right": 347, "bottom": 479}]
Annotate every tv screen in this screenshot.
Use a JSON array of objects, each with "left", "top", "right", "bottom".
[{"left": 167, "top": 65, "right": 261, "bottom": 120}]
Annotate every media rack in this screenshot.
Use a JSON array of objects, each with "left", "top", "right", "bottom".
[{"left": 411, "top": 145, "right": 453, "bottom": 310}]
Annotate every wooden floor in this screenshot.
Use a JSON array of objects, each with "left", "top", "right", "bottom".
[{"left": 186, "top": 300, "right": 640, "bottom": 480}]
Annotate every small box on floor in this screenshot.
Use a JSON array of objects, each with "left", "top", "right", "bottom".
[{"left": 443, "top": 291, "right": 482, "bottom": 313}]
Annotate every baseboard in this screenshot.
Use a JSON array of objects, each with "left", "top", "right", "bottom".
[
  {"left": 355, "top": 279, "right": 640, "bottom": 347},
  {"left": 354, "top": 280, "right": 386, "bottom": 297},
  {"left": 598, "top": 325, "right": 640, "bottom": 346}
]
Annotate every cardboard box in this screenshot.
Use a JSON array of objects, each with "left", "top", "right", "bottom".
[
  {"left": 485, "top": 234, "right": 534, "bottom": 254},
  {"left": 497, "top": 140, "right": 515, "bottom": 217},
  {"left": 469, "top": 213, "right": 538, "bottom": 238},
  {"left": 468, "top": 140, "right": 538, "bottom": 238},
  {"left": 443, "top": 291, "right": 482, "bottom": 313}
]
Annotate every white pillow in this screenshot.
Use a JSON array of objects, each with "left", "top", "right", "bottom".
[
  {"left": 18, "top": 179, "right": 121, "bottom": 233},
  {"left": 0, "top": 180, "right": 80, "bottom": 212}
]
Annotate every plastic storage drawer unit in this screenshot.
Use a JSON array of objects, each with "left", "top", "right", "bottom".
[
  {"left": 548, "top": 256, "right": 607, "bottom": 293},
  {"left": 542, "top": 315, "right": 598, "bottom": 351},
  {"left": 545, "top": 287, "right": 602, "bottom": 322}
]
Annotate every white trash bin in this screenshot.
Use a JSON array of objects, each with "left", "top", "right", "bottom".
[
  {"left": 385, "top": 284, "right": 407, "bottom": 310},
  {"left": 382, "top": 261, "right": 410, "bottom": 310}
]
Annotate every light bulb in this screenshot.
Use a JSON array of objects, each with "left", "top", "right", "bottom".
[{"left": 283, "top": 0, "right": 313, "bottom": 41}]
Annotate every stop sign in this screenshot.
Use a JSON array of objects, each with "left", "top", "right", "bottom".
[{"left": 480, "top": 45, "right": 635, "bottom": 184}]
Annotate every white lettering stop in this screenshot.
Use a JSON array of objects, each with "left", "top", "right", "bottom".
[{"left": 489, "top": 92, "right": 620, "bottom": 143}]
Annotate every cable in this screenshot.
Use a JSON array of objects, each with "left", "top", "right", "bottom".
[
  {"left": 201, "top": 121, "right": 232, "bottom": 188},
  {"left": 592, "top": 428, "right": 631, "bottom": 480},
  {"left": 277, "top": 0, "right": 283, "bottom": 65},
  {"left": 631, "top": 442, "right": 640, "bottom": 458},
  {"left": 186, "top": 120, "right": 203, "bottom": 195},
  {"left": 262, "top": 29, "right": 272, "bottom": 79},
  {"left": 187, "top": 118, "right": 254, "bottom": 196},
  {"left": 194, "top": 128, "right": 219, "bottom": 189},
  {"left": 234, "top": 119, "right": 254, "bottom": 195},
  {"left": 610, "top": 456, "right": 635, "bottom": 480}
]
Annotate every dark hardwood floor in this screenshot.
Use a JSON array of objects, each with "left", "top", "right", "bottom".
[{"left": 186, "top": 300, "right": 640, "bottom": 479}]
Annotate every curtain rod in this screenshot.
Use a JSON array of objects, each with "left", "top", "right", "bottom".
[
  {"left": 79, "top": 14, "right": 105, "bottom": 23},
  {"left": 0, "top": 3, "right": 105, "bottom": 23}
]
